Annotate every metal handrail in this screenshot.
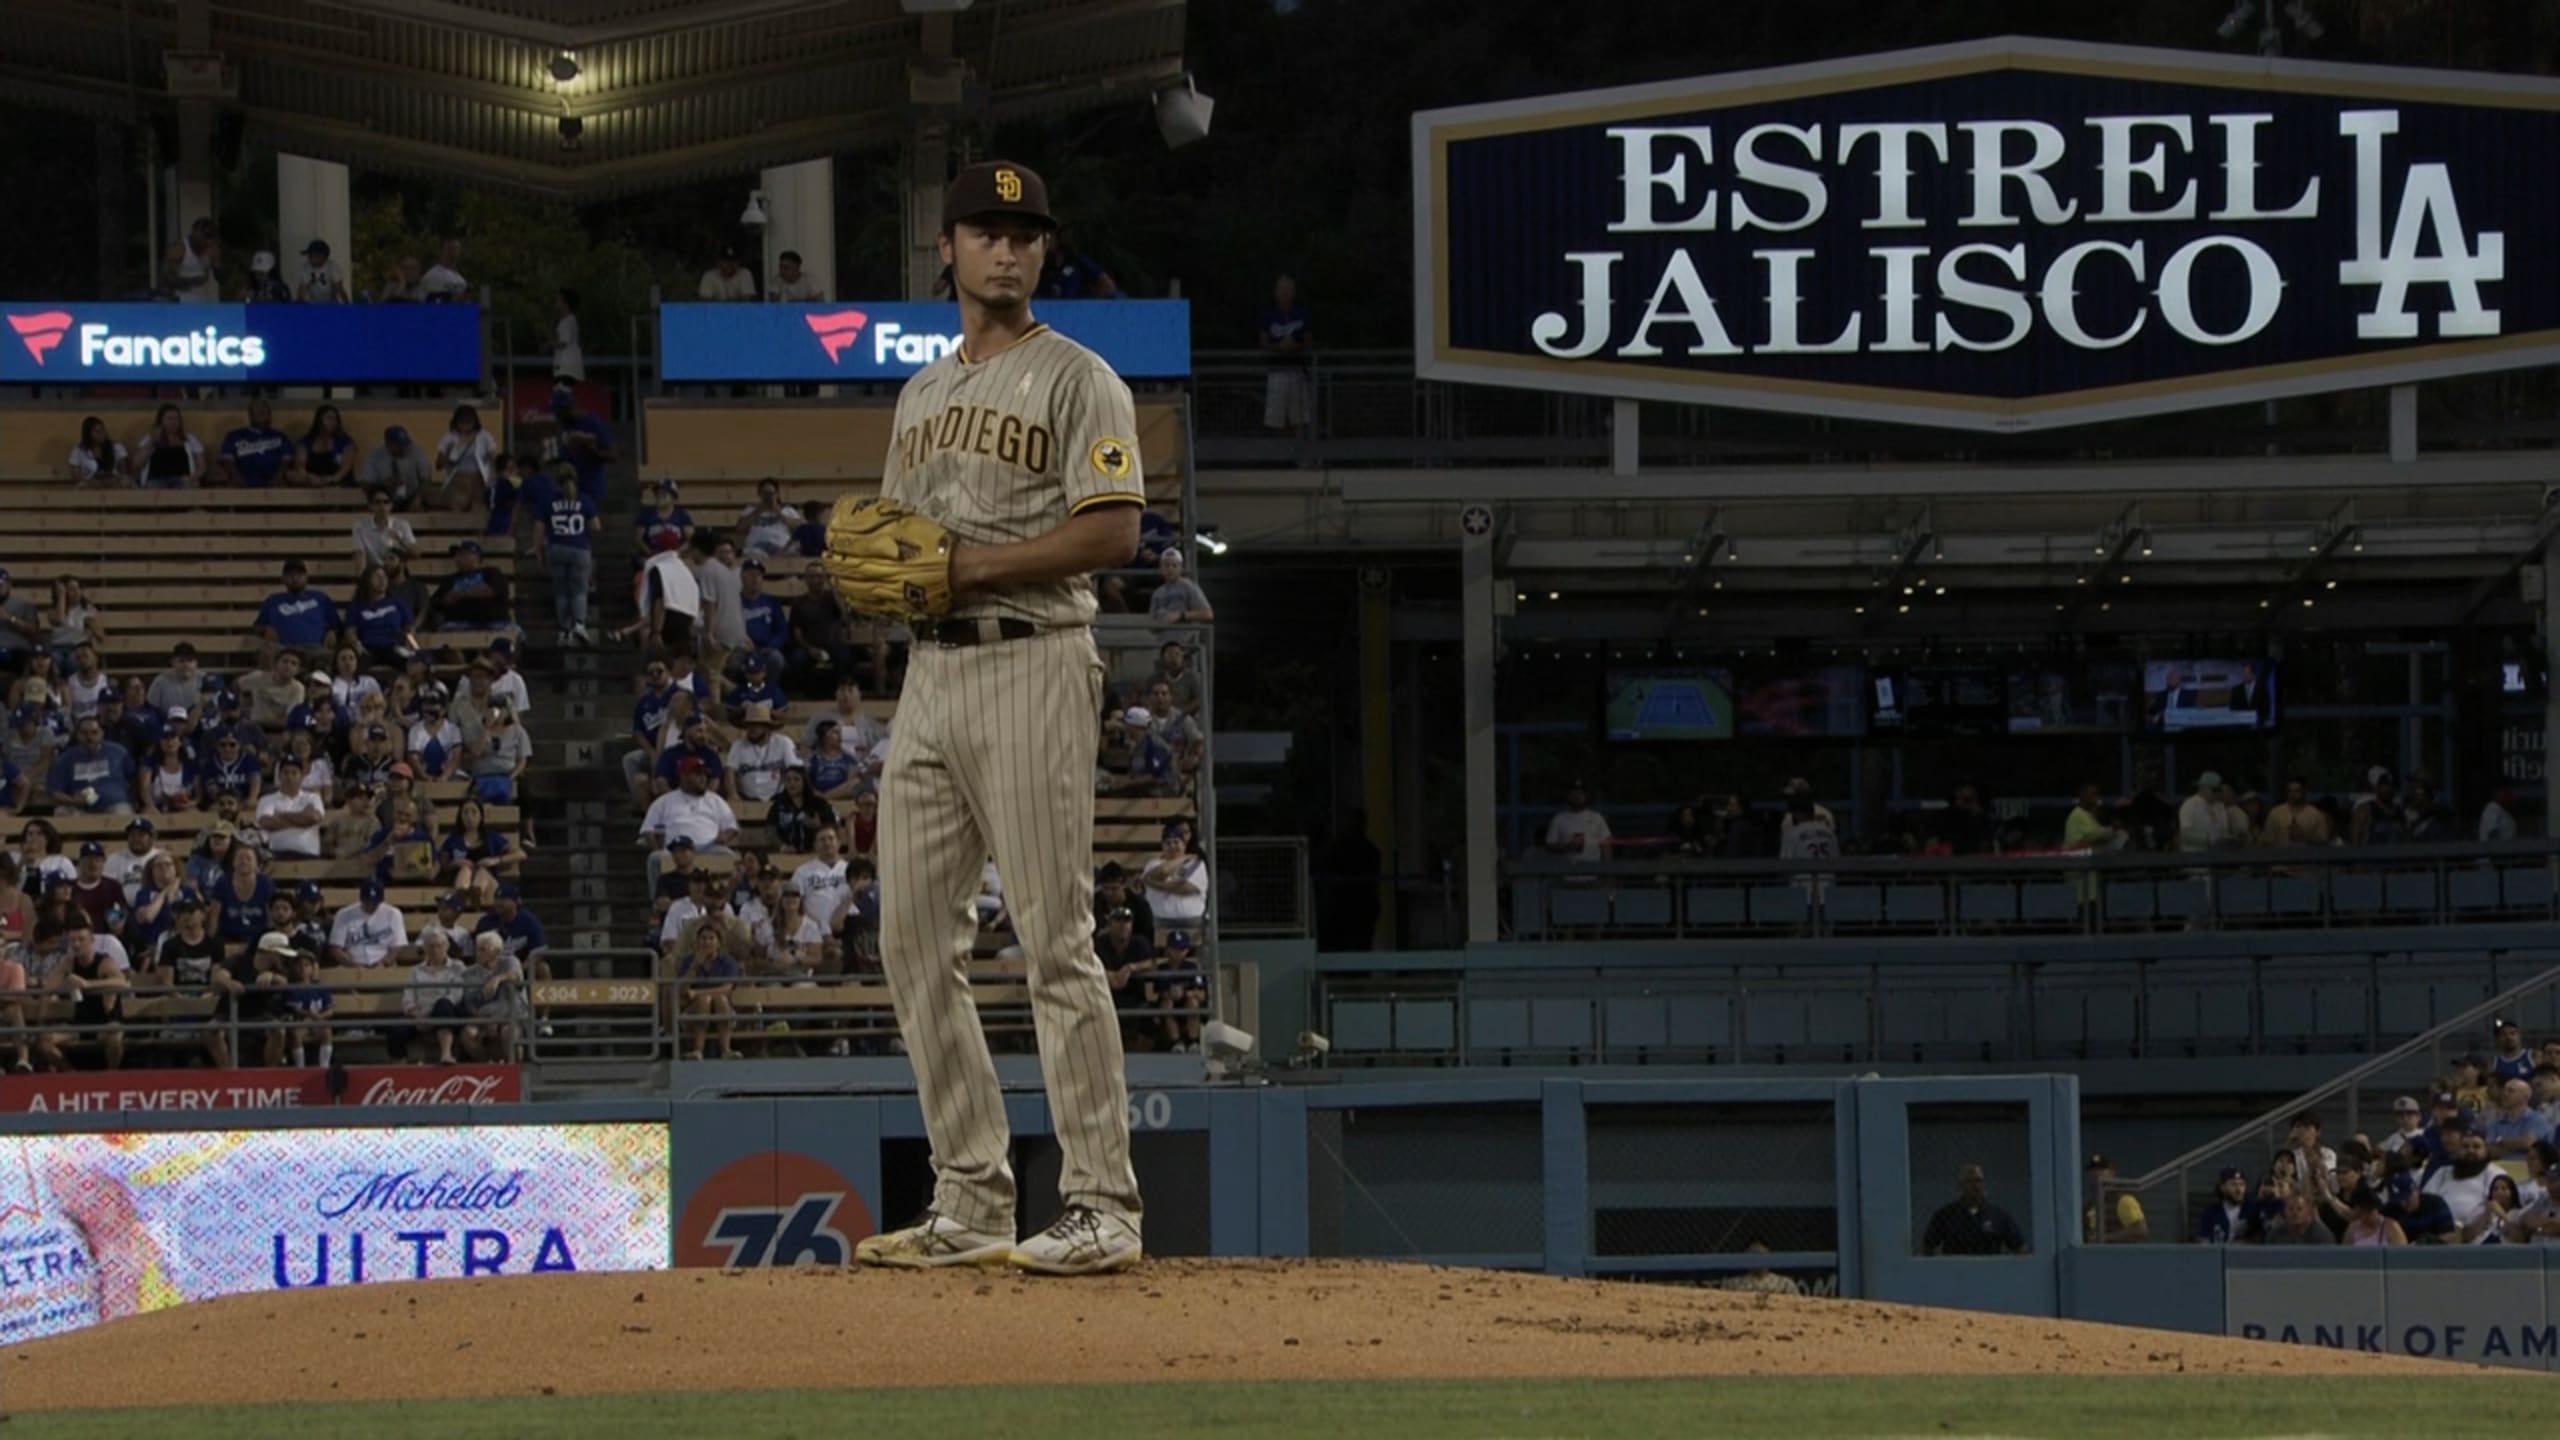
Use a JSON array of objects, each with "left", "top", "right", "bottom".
[
  {"left": 1508, "top": 837, "right": 2560, "bottom": 880},
  {"left": 2101, "top": 962, "right": 2560, "bottom": 1237}
]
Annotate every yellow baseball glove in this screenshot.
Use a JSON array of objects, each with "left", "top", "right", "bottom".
[{"left": 822, "top": 498, "right": 956, "bottom": 621}]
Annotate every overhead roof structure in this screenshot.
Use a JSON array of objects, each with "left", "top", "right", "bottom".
[{"left": 5, "top": 0, "right": 1188, "bottom": 199}]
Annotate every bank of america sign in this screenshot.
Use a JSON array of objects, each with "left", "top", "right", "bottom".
[{"left": 1413, "top": 37, "right": 2560, "bottom": 431}]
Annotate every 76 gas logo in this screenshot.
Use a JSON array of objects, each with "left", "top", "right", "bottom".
[{"left": 675, "top": 1152, "right": 876, "bottom": 1268}]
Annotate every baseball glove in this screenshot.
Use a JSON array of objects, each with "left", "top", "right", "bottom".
[{"left": 822, "top": 498, "right": 956, "bottom": 621}]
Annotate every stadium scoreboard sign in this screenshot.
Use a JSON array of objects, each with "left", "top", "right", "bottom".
[
  {"left": 1412, "top": 38, "right": 2560, "bottom": 431},
  {"left": 0, "top": 303, "right": 481, "bottom": 385}
]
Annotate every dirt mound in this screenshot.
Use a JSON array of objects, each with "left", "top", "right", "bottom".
[{"left": 4, "top": 1259, "right": 2449, "bottom": 1409}]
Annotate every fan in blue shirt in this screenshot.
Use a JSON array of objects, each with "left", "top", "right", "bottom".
[
  {"left": 211, "top": 857, "right": 275, "bottom": 947},
  {"left": 221, "top": 410, "right": 296, "bottom": 488},
  {"left": 724, "top": 656, "right": 788, "bottom": 723},
  {"left": 220, "top": 399, "right": 296, "bottom": 488},
  {"left": 551, "top": 394, "right": 615, "bottom": 504},
  {"left": 255, "top": 561, "right": 342, "bottom": 650}
]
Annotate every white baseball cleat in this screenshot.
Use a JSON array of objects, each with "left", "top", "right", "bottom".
[
  {"left": 1008, "top": 1204, "right": 1143, "bottom": 1276},
  {"left": 853, "top": 1211, "right": 1014, "bottom": 1269}
]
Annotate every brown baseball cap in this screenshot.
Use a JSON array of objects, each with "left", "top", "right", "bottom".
[{"left": 942, "top": 160, "right": 1055, "bottom": 231}]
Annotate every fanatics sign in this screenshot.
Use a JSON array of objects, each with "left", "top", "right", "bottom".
[
  {"left": 0, "top": 303, "right": 481, "bottom": 385},
  {"left": 1412, "top": 38, "right": 2560, "bottom": 431}
]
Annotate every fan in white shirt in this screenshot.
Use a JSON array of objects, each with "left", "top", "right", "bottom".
[
  {"left": 67, "top": 439, "right": 129, "bottom": 485},
  {"left": 791, "top": 829, "right": 852, "bottom": 931},
  {"left": 698, "top": 251, "right": 757, "bottom": 301},
  {"left": 725, "top": 709, "right": 800, "bottom": 803},
  {"left": 254, "top": 759, "right": 327, "bottom": 858},
  {"left": 1543, "top": 784, "right": 1614, "bottom": 862},
  {"left": 327, "top": 889, "right": 412, "bottom": 968},
  {"left": 419, "top": 238, "right": 469, "bottom": 302}
]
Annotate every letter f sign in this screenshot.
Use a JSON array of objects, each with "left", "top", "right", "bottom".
[{"left": 7, "top": 311, "right": 72, "bottom": 366}]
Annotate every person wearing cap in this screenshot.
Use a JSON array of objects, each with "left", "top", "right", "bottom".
[
  {"left": 359, "top": 425, "right": 433, "bottom": 512},
  {"left": 217, "top": 397, "right": 296, "bottom": 489},
  {"left": 471, "top": 882, "right": 549, "bottom": 984},
  {"left": 2082, "top": 1154, "right": 2148, "bottom": 1243},
  {"left": 2350, "top": 765, "right": 2408, "bottom": 846},
  {"left": 45, "top": 716, "right": 135, "bottom": 817},
  {"left": 2488, "top": 1018, "right": 2537, "bottom": 1086},
  {"left": 469, "top": 701, "right": 530, "bottom": 807},
  {"left": 613, "top": 522, "right": 705, "bottom": 658},
  {"left": 733, "top": 553, "right": 792, "bottom": 677},
  {"left": 698, "top": 244, "right": 755, "bottom": 302},
  {"left": 2, "top": 705, "right": 53, "bottom": 807},
  {"left": 1147, "top": 547, "right": 1213, "bottom": 629},
  {"left": 640, "top": 757, "right": 741, "bottom": 894},
  {"left": 294, "top": 237, "right": 349, "bottom": 305},
  {"left": 245, "top": 246, "right": 293, "bottom": 303},
  {"left": 1543, "top": 781, "right": 1614, "bottom": 863},
  {"left": 1919, "top": 1164, "right": 2029, "bottom": 1256},
  {"left": 405, "top": 689, "right": 466, "bottom": 781},
  {"left": 652, "top": 709, "right": 726, "bottom": 799},
  {"left": 2385, "top": 1159, "right": 2458, "bottom": 1241},
  {"left": 424, "top": 539, "right": 513, "bottom": 633},
  {"left": 100, "top": 817, "right": 160, "bottom": 892},
  {"left": 1095, "top": 903, "right": 1155, "bottom": 1032},
  {"left": 238, "top": 929, "right": 299, "bottom": 1066},
  {"left": 2379, "top": 1095, "right": 2430, "bottom": 1156},
  {"left": 637, "top": 479, "right": 694, "bottom": 557},
  {"left": 838, "top": 158, "right": 1156, "bottom": 1272},
  {"left": 1091, "top": 861, "right": 1155, "bottom": 944},
  {"left": 67, "top": 840, "right": 119, "bottom": 934},
  {"left": 724, "top": 702, "right": 799, "bottom": 806},
  {"left": 651, "top": 833, "right": 706, "bottom": 931},
  {"left": 723, "top": 651, "right": 788, "bottom": 729},
  {"left": 326, "top": 878, "right": 410, "bottom": 970},
  {"left": 139, "top": 888, "right": 239, "bottom": 1068},
  {"left": 255, "top": 559, "right": 343, "bottom": 658},
  {"left": 549, "top": 385, "right": 615, "bottom": 505},
  {"left": 2193, "top": 1166, "right": 2255, "bottom": 1244},
  {"left": 1144, "top": 930, "right": 1206, "bottom": 1055}
]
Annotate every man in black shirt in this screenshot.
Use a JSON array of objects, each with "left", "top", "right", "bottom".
[
  {"left": 426, "top": 540, "right": 514, "bottom": 632},
  {"left": 1920, "top": 1164, "right": 2029, "bottom": 1256},
  {"left": 147, "top": 894, "right": 242, "bottom": 1069}
]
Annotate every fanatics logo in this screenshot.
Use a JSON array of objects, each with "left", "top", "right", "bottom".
[
  {"left": 804, "top": 310, "right": 871, "bottom": 363},
  {"left": 7, "top": 311, "right": 72, "bottom": 366}
]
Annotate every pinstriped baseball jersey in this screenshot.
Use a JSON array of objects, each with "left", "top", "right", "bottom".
[
  {"left": 869, "top": 314, "right": 1145, "bottom": 1239},
  {"left": 882, "top": 324, "right": 1145, "bottom": 628}
]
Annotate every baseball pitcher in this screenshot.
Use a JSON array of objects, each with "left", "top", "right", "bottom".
[{"left": 826, "top": 160, "right": 1145, "bottom": 1276}]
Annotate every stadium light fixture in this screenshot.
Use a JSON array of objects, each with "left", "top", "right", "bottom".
[
  {"left": 550, "top": 51, "right": 581, "bottom": 85},
  {"left": 1546, "top": 590, "right": 1559, "bottom": 601}
]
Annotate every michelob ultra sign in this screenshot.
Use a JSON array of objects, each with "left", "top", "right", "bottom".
[{"left": 1412, "top": 38, "right": 2560, "bottom": 431}]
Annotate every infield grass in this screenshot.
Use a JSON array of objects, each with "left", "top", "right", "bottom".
[{"left": 6, "top": 1375, "right": 2547, "bottom": 1438}]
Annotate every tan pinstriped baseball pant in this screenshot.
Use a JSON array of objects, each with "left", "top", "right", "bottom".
[{"left": 877, "top": 623, "right": 1142, "bottom": 1232}]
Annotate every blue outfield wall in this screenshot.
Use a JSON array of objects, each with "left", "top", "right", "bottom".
[{"left": 6, "top": 1080, "right": 2558, "bottom": 1367}]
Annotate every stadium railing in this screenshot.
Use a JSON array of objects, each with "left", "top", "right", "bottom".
[
  {"left": 1504, "top": 839, "right": 2560, "bottom": 940},
  {"left": 2093, "top": 962, "right": 2560, "bottom": 1245}
]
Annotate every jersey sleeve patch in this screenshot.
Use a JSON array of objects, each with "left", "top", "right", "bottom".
[{"left": 1089, "top": 437, "right": 1136, "bottom": 481}]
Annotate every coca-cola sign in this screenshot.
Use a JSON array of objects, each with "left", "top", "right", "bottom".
[
  {"left": 1414, "top": 38, "right": 2560, "bottom": 430},
  {"left": 0, "top": 1065, "right": 522, "bottom": 1115},
  {"left": 356, "top": 1072, "right": 515, "bottom": 1108}
]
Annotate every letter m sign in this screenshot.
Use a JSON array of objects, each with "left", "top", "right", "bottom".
[{"left": 702, "top": 1193, "right": 853, "bottom": 1267}]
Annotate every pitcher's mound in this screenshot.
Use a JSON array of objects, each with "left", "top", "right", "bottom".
[{"left": 4, "top": 1258, "right": 2445, "bottom": 1410}]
